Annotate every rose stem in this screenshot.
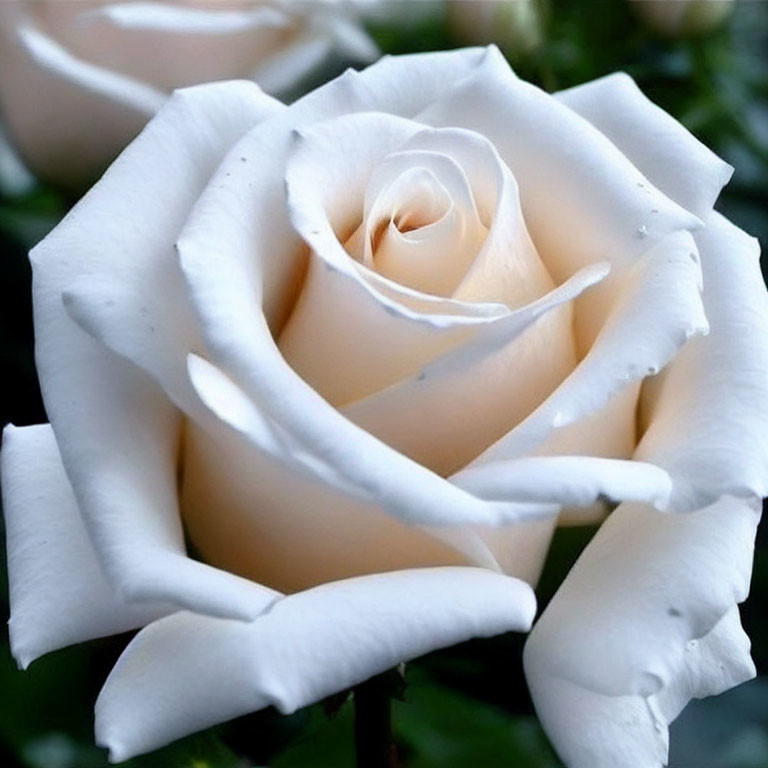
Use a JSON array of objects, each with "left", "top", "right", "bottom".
[{"left": 353, "top": 672, "right": 394, "bottom": 768}]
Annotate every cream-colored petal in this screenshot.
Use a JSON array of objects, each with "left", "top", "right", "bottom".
[
  {"left": 475, "top": 230, "right": 706, "bottom": 467},
  {"left": 282, "top": 114, "right": 543, "bottom": 406},
  {"left": 180, "top": 416, "right": 473, "bottom": 594},
  {"left": 399, "top": 126, "right": 556, "bottom": 309},
  {"left": 342, "top": 263, "right": 607, "bottom": 475},
  {"left": 358, "top": 149, "right": 487, "bottom": 295},
  {"left": 187, "top": 353, "right": 559, "bottom": 538},
  {"left": 51, "top": 1, "right": 299, "bottom": 93}
]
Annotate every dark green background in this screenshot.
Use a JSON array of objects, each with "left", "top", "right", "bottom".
[{"left": 1, "top": 1, "right": 767, "bottom": 766}]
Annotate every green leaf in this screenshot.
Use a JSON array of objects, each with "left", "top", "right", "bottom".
[
  {"left": 270, "top": 703, "right": 355, "bottom": 768},
  {"left": 394, "top": 675, "right": 560, "bottom": 768},
  {"left": 127, "top": 731, "right": 249, "bottom": 768}
]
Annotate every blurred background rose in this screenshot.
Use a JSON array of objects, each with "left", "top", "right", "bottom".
[
  {"left": 446, "top": 0, "right": 543, "bottom": 59},
  {"left": 1, "top": 1, "right": 767, "bottom": 767},
  {"left": 630, "top": 0, "right": 734, "bottom": 38},
  {"left": 0, "top": 0, "right": 378, "bottom": 190}
]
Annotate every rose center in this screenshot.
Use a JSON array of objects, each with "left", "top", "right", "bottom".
[{"left": 344, "top": 151, "right": 489, "bottom": 297}]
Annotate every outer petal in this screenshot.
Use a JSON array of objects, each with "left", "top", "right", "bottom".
[
  {"left": 556, "top": 72, "right": 732, "bottom": 218},
  {"left": 524, "top": 496, "right": 759, "bottom": 768},
  {"left": 636, "top": 213, "right": 768, "bottom": 510},
  {"left": 95, "top": 567, "right": 536, "bottom": 761},
  {"left": 32, "top": 81, "right": 282, "bottom": 621},
  {"left": 1, "top": 424, "right": 171, "bottom": 669}
]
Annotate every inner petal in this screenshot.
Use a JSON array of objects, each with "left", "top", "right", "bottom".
[
  {"left": 180, "top": 418, "right": 475, "bottom": 595},
  {"left": 345, "top": 149, "right": 489, "bottom": 297},
  {"left": 280, "top": 114, "right": 575, "bottom": 479}
]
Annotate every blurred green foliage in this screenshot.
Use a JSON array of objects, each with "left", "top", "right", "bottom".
[{"left": 1, "top": 1, "right": 768, "bottom": 766}]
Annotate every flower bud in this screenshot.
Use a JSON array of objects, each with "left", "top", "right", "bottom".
[
  {"left": 447, "top": 0, "right": 543, "bottom": 57},
  {"left": 630, "top": 0, "right": 734, "bottom": 37}
]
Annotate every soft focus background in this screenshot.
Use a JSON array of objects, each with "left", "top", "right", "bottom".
[{"left": 1, "top": 1, "right": 768, "bottom": 766}]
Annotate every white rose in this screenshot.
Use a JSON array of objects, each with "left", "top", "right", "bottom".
[
  {"left": 0, "top": 0, "right": 378, "bottom": 189},
  {"left": 3, "top": 47, "right": 767, "bottom": 765}
]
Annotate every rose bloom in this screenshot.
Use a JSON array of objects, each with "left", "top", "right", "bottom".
[
  {"left": 3, "top": 47, "right": 768, "bottom": 766},
  {"left": 0, "top": 0, "right": 377, "bottom": 189}
]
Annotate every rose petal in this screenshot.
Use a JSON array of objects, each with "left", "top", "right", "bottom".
[
  {"left": 186, "top": 347, "right": 560, "bottom": 590},
  {"left": 556, "top": 72, "right": 733, "bottom": 218},
  {"left": 528, "top": 384, "right": 644, "bottom": 525},
  {"left": 280, "top": 113, "right": 502, "bottom": 406},
  {"left": 656, "top": 606, "right": 755, "bottom": 723},
  {"left": 281, "top": 114, "right": 556, "bottom": 407},
  {"left": 187, "top": 353, "right": 559, "bottom": 533},
  {"left": 178, "top": 47, "right": 490, "bottom": 339},
  {"left": 83, "top": 2, "right": 290, "bottom": 35},
  {"left": 451, "top": 456, "right": 671, "bottom": 508},
  {"left": 358, "top": 150, "right": 487, "bottom": 296},
  {"left": 95, "top": 567, "right": 536, "bottom": 761},
  {"left": 248, "top": 31, "right": 333, "bottom": 95},
  {"left": 1, "top": 424, "right": 171, "bottom": 669},
  {"left": 342, "top": 262, "right": 607, "bottom": 474},
  {"left": 524, "top": 496, "right": 759, "bottom": 768},
  {"left": 180, "top": 372, "right": 476, "bottom": 593},
  {"left": 0, "top": 4, "right": 164, "bottom": 185},
  {"left": 33, "top": 80, "right": 282, "bottom": 620},
  {"left": 474, "top": 229, "right": 707, "bottom": 467},
  {"left": 417, "top": 46, "right": 702, "bottom": 286},
  {"left": 58, "top": 1, "right": 306, "bottom": 95},
  {"left": 16, "top": 22, "right": 165, "bottom": 114},
  {"left": 184, "top": 355, "right": 557, "bottom": 590},
  {"left": 636, "top": 212, "right": 768, "bottom": 510}
]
